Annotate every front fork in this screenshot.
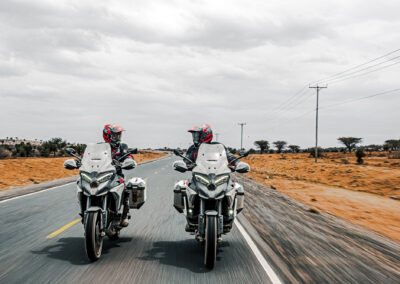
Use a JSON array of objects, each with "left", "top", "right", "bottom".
[
  {"left": 83, "top": 195, "right": 108, "bottom": 232},
  {"left": 198, "top": 199, "right": 223, "bottom": 237}
]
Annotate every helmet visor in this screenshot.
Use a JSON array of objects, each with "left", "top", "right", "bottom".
[
  {"left": 111, "top": 132, "right": 122, "bottom": 142},
  {"left": 192, "top": 132, "right": 201, "bottom": 145}
]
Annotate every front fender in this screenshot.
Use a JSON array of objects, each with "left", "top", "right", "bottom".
[{"left": 86, "top": 206, "right": 102, "bottom": 212}]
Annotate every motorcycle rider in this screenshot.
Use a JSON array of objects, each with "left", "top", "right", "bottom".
[
  {"left": 185, "top": 124, "right": 238, "bottom": 168},
  {"left": 102, "top": 123, "right": 136, "bottom": 227},
  {"left": 74, "top": 124, "right": 135, "bottom": 227},
  {"left": 184, "top": 124, "right": 241, "bottom": 241}
]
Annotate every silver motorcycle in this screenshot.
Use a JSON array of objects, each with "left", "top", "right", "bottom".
[
  {"left": 173, "top": 143, "right": 250, "bottom": 269},
  {"left": 64, "top": 143, "right": 146, "bottom": 261}
]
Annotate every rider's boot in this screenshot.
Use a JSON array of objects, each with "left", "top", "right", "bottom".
[{"left": 121, "top": 194, "right": 130, "bottom": 227}]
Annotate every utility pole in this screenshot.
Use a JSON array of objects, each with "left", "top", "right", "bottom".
[
  {"left": 215, "top": 133, "right": 220, "bottom": 142},
  {"left": 309, "top": 85, "right": 327, "bottom": 163},
  {"left": 237, "top": 122, "right": 247, "bottom": 151}
]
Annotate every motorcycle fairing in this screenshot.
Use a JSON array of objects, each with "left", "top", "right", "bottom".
[{"left": 80, "top": 143, "right": 116, "bottom": 174}]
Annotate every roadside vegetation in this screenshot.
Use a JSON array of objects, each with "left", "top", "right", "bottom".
[{"left": 0, "top": 137, "right": 86, "bottom": 159}]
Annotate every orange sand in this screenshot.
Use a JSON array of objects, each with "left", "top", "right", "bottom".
[
  {"left": 0, "top": 151, "right": 167, "bottom": 190},
  {"left": 243, "top": 153, "right": 400, "bottom": 242}
]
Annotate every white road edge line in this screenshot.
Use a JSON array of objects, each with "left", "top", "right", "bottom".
[
  {"left": 235, "top": 219, "right": 282, "bottom": 284},
  {"left": 0, "top": 182, "right": 76, "bottom": 204}
]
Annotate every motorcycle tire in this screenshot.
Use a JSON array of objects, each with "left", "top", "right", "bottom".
[
  {"left": 204, "top": 215, "right": 217, "bottom": 269},
  {"left": 85, "top": 211, "right": 103, "bottom": 261}
]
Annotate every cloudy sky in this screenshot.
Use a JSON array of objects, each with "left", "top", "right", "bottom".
[{"left": 1, "top": 0, "right": 399, "bottom": 149}]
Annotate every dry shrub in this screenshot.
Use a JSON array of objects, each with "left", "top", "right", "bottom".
[
  {"left": 388, "top": 151, "right": 400, "bottom": 159},
  {"left": 341, "top": 158, "right": 349, "bottom": 164},
  {"left": 0, "top": 147, "right": 11, "bottom": 159}
]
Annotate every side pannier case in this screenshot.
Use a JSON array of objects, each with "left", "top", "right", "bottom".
[
  {"left": 126, "top": 177, "right": 147, "bottom": 209},
  {"left": 233, "top": 182, "right": 245, "bottom": 214},
  {"left": 173, "top": 180, "right": 187, "bottom": 213}
]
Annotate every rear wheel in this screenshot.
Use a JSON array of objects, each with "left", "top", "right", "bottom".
[
  {"left": 85, "top": 211, "right": 103, "bottom": 261},
  {"left": 204, "top": 215, "right": 217, "bottom": 269}
]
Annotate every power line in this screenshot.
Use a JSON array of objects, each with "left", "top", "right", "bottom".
[
  {"left": 265, "top": 85, "right": 308, "bottom": 117},
  {"left": 311, "top": 48, "right": 400, "bottom": 84},
  {"left": 320, "top": 88, "right": 400, "bottom": 110},
  {"left": 279, "top": 88, "right": 400, "bottom": 124},
  {"left": 265, "top": 91, "right": 314, "bottom": 124},
  {"left": 320, "top": 55, "right": 400, "bottom": 84},
  {"left": 323, "top": 60, "right": 400, "bottom": 85},
  {"left": 267, "top": 50, "right": 400, "bottom": 123}
]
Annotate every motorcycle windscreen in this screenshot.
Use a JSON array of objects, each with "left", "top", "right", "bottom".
[
  {"left": 193, "top": 143, "right": 231, "bottom": 175},
  {"left": 79, "top": 143, "right": 116, "bottom": 173}
]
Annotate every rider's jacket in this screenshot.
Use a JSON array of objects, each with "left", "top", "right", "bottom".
[
  {"left": 184, "top": 142, "right": 238, "bottom": 169},
  {"left": 111, "top": 143, "right": 136, "bottom": 177}
]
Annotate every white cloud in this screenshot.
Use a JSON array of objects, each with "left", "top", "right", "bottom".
[{"left": 0, "top": 0, "right": 399, "bottom": 149}]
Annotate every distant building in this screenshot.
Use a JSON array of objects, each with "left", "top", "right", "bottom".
[{"left": 0, "top": 138, "right": 43, "bottom": 146}]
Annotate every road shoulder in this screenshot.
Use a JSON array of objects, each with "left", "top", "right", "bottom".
[{"left": 0, "top": 154, "right": 171, "bottom": 202}]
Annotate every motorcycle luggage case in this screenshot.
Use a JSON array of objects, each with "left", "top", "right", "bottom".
[
  {"left": 173, "top": 180, "right": 187, "bottom": 213},
  {"left": 126, "top": 177, "right": 147, "bottom": 209},
  {"left": 234, "top": 183, "right": 245, "bottom": 213}
]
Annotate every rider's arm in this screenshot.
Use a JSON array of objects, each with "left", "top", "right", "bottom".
[
  {"left": 225, "top": 147, "right": 238, "bottom": 167},
  {"left": 119, "top": 143, "right": 136, "bottom": 162},
  {"left": 184, "top": 145, "right": 197, "bottom": 169},
  {"left": 76, "top": 153, "right": 84, "bottom": 168}
]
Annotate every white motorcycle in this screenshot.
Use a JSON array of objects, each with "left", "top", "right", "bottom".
[
  {"left": 64, "top": 143, "right": 146, "bottom": 261},
  {"left": 172, "top": 143, "right": 250, "bottom": 269}
]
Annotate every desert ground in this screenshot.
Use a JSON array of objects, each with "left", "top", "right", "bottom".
[
  {"left": 242, "top": 152, "right": 400, "bottom": 242},
  {"left": 0, "top": 151, "right": 167, "bottom": 191}
]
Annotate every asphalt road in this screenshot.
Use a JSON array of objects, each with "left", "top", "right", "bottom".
[{"left": 0, "top": 156, "right": 273, "bottom": 284}]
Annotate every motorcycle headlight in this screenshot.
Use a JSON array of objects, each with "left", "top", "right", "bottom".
[
  {"left": 215, "top": 175, "right": 229, "bottom": 186},
  {"left": 80, "top": 172, "right": 93, "bottom": 183},
  {"left": 195, "top": 175, "right": 210, "bottom": 186},
  {"left": 97, "top": 172, "right": 113, "bottom": 183}
]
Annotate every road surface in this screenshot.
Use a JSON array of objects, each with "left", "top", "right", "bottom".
[
  {"left": 1, "top": 156, "right": 399, "bottom": 283},
  {"left": 0, "top": 156, "right": 273, "bottom": 284}
]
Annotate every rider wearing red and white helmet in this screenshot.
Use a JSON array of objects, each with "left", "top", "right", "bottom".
[
  {"left": 185, "top": 124, "right": 238, "bottom": 169},
  {"left": 103, "top": 123, "right": 136, "bottom": 227}
]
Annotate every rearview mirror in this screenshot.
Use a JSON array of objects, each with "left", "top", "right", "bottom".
[
  {"left": 173, "top": 160, "right": 188, "bottom": 173},
  {"left": 235, "top": 162, "right": 250, "bottom": 173},
  {"left": 239, "top": 149, "right": 250, "bottom": 157},
  {"left": 64, "top": 159, "right": 77, "bottom": 170},
  {"left": 173, "top": 149, "right": 183, "bottom": 156},
  {"left": 128, "top": 148, "right": 138, "bottom": 154},
  {"left": 122, "top": 159, "right": 136, "bottom": 170},
  {"left": 65, "top": 148, "right": 76, "bottom": 155}
]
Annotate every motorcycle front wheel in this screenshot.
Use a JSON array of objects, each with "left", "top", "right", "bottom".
[
  {"left": 85, "top": 211, "right": 103, "bottom": 261},
  {"left": 204, "top": 215, "right": 217, "bottom": 269}
]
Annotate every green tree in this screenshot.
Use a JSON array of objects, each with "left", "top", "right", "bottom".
[
  {"left": 337, "top": 137, "right": 362, "bottom": 153},
  {"left": 308, "top": 147, "right": 324, "bottom": 158},
  {"left": 47, "top": 138, "right": 67, "bottom": 156},
  {"left": 288, "top": 145, "right": 300, "bottom": 153},
  {"left": 253, "top": 140, "right": 269, "bottom": 153},
  {"left": 365, "top": 144, "right": 381, "bottom": 155},
  {"left": 384, "top": 139, "right": 400, "bottom": 151},
  {"left": 273, "top": 141, "right": 287, "bottom": 153},
  {"left": 356, "top": 148, "right": 366, "bottom": 164}
]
